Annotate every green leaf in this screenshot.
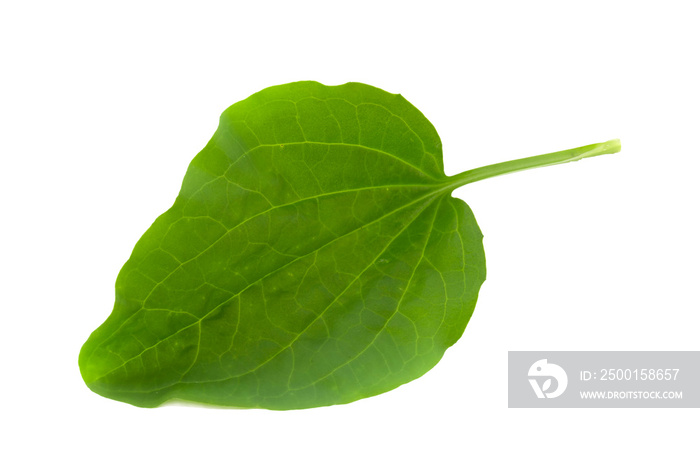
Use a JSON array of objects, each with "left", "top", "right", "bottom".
[{"left": 79, "top": 81, "right": 620, "bottom": 409}]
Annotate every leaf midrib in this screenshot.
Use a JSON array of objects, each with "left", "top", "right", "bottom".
[{"left": 88, "top": 183, "right": 455, "bottom": 386}]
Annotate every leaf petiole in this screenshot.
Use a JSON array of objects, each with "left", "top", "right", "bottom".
[{"left": 446, "top": 139, "right": 621, "bottom": 189}]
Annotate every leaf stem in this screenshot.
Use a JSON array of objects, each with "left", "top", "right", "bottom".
[{"left": 446, "top": 139, "right": 621, "bottom": 189}]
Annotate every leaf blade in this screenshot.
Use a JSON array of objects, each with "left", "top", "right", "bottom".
[{"left": 79, "top": 81, "right": 486, "bottom": 409}]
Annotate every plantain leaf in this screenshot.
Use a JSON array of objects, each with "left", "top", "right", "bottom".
[{"left": 79, "top": 81, "right": 620, "bottom": 409}]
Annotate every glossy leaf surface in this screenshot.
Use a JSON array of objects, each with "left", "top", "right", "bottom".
[{"left": 79, "top": 81, "right": 620, "bottom": 409}]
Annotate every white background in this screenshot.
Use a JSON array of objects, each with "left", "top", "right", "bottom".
[{"left": 2, "top": 0, "right": 698, "bottom": 464}]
